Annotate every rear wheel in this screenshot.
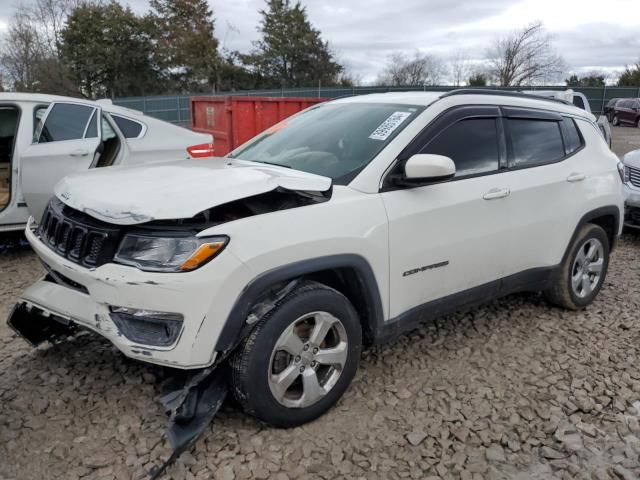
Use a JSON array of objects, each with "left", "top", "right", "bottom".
[
  {"left": 231, "top": 281, "right": 362, "bottom": 427},
  {"left": 545, "top": 224, "right": 609, "bottom": 310}
]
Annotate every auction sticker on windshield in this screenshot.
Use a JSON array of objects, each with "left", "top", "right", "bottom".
[{"left": 369, "top": 111, "right": 412, "bottom": 141}]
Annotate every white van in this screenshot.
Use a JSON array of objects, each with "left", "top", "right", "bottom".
[{"left": 0, "top": 93, "right": 213, "bottom": 232}]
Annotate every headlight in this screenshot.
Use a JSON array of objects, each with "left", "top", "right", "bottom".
[
  {"left": 618, "top": 162, "right": 630, "bottom": 183},
  {"left": 114, "top": 234, "right": 228, "bottom": 272}
]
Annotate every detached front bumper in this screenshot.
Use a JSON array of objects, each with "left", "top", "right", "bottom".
[{"left": 9, "top": 219, "right": 250, "bottom": 369}]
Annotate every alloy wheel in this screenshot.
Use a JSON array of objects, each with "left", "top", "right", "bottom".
[
  {"left": 571, "top": 238, "right": 604, "bottom": 299},
  {"left": 268, "top": 311, "right": 348, "bottom": 408}
]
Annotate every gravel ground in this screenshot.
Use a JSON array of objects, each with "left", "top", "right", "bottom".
[{"left": 1, "top": 127, "right": 640, "bottom": 480}]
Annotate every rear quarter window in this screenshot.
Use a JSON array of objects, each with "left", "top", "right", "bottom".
[
  {"left": 572, "top": 96, "right": 586, "bottom": 110},
  {"left": 561, "top": 117, "right": 583, "bottom": 155},
  {"left": 112, "top": 115, "right": 144, "bottom": 138}
]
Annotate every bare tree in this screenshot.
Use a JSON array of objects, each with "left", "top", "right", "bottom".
[
  {"left": 26, "top": 0, "right": 81, "bottom": 57},
  {"left": 486, "top": 21, "right": 565, "bottom": 86},
  {"left": 1, "top": 11, "right": 45, "bottom": 91},
  {"left": 449, "top": 50, "right": 471, "bottom": 86},
  {"left": 0, "top": 0, "right": 79, "bottom": 93},
  {"left": 376, "top": 52, "right": 444, "bottom": 86}
]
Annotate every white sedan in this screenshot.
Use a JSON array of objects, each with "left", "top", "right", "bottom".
[{"left": 0, "top": 93, "right": 214, "bottom": 232}]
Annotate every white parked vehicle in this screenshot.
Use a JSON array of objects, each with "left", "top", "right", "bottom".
[
  {"left": 10, "top": 90, "right": 624, "bottom": 432},
  {"left": 0, "top": 93, "right": 214, "bottom": 232},
  {"left": 523, "top": 89, "right": 613, "bottom": 148},
  {"left": 620, "top": 149, "right": 640, "bottom": 228}
]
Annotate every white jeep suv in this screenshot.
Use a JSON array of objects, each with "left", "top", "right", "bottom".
[{"left": 9, "top": 90, "right": 624, "bottom": 428}]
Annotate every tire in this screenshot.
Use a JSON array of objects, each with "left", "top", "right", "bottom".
[
  {"left": 612, "top": 115, "right": 619, "bottom": 126},
  {"left": 231, "top": 281, "right": 362, "bottom": 427},
  {"left": 544, "top": 224, "right": 610, "bottom": 310}
]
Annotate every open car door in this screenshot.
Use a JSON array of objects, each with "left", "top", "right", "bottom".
[{"left": 20, "top": 101, "right": 102, "bottom": 223}]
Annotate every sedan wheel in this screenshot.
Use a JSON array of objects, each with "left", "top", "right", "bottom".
[{"left": 612, "top": 115, "right": 619, "bottom": 126}]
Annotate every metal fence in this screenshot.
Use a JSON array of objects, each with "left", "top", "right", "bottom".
[{"left": 113, "top": 85, "right": 640, "bottom": 126}]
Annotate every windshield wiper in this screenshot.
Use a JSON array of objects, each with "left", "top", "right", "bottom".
[{"left": 253, "top": 160, "right": 292, "bottom": 169}]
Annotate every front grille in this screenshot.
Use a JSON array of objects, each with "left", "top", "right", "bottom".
[
  {"left": 629, "top": 166, "right": 640, "bottom": 188},
  {"left": 38, "top": 198, "right": 122, "bottom": 268}
]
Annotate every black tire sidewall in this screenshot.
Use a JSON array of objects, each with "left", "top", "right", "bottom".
[
  {"left": 565, "top": 225, "right": 610, "bottom": 308},
  {"left": 613, "top": 115, "right": 619, "bottom": 126},
  {"left": 236, "top": 286, "right": 362, "bottom": 427}
]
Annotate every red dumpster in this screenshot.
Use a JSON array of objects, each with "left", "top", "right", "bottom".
[{"left": 190, "top": 96, "right": 328, "bottom": 156}]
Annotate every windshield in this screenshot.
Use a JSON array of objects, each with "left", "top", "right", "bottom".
[{"left": 230, "top": 103, "right": 424, "bottom": 183}]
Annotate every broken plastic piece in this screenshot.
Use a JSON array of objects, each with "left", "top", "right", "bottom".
[
  {"left": 149, "top": 367, "right": 228, "bottom": 479},
  {"left": 7, "top": 302, "right": 77, "bottom": 346},
  {"left": 246, "top": 279, "right": 299, "bottom": 325}
]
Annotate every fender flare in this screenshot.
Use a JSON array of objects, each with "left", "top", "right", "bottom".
[
  {"left": 214, "top": 254, "right": 385, "bottom": 353},
  {"left": 561, "top": 205, "right": 621, "bottom": 265}
]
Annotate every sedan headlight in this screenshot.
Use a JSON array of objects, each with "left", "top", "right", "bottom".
[{"left": 114, "top": 234, "right": 228, "bottom": 272}]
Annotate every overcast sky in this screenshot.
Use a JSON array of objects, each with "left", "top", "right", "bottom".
[{"left": 1, "top": 0, "right": 639, "bottom": 83}]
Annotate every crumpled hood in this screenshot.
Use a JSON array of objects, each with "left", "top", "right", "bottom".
[
  {"left": 54, "top": 158, "right": 332, "bottom": 225},
  {"left": 623, "top": 149, "right": 640, "bottom": 169}
]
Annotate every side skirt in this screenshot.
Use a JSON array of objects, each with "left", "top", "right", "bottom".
[{"left": 376, "top": 266, "right": 557, "bottom": 344}]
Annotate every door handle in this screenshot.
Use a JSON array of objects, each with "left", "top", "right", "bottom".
[
  {"left": 70, "top": 149, "right": 90, "bottom": 157},
  {"left": 567, "top": 172, "right": 586, "bottom": 182},
  {"left": 483, "top": 188, "right": 510, "bottom": 200}
]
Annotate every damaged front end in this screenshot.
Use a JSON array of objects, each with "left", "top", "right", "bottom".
[
  {"left": 8, "top": 302, "right": 228, "bottom": 479},
  {"left": 9, "top": 160, "right": 334, "bottom": 477},
  {"left": 8, "top": 269, "right": 301, "bottom": 479}
]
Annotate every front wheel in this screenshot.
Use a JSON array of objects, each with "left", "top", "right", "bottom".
[
  {"left": 544, "top": 224, "right": 609, "bottom": 310},
  {"left": 612, "top": 115, "right": 620, "bottom": 126},
  {"left": 231, "top": 281, "right": 362, "bottom": 427}
]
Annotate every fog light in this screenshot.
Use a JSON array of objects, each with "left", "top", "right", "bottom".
[{"left": 109, "top": 307, "right": 183, "bottom": 347}]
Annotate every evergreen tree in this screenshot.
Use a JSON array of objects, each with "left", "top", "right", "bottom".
[
  {"left": 618, "top": 63, "right": 640, "bottom": 86},
  {"left": 149, "top": 0, "right": 220, "bottom": 93},
  {"left": 467, "top": 73, "right": 488, "bottom": 86},
  {"left": 247, "top": 0, "right": 343, "bottom": 88},
  {"left": 60, "top": 1, "right": 159, "bottom": 98},
  {"left": 565, "top": 73, "right": 605, "bottom": 87}
]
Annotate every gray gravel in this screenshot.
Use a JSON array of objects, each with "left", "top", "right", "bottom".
[{"left": 1, "top": 127, "right": 640, "bottom": 480}]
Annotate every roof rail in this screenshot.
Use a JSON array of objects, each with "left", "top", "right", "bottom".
[{"left": 440, "top": 88, "right": 572, "bottom": 106}]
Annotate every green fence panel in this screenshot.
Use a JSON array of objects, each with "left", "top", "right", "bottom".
[{"left": 114, "top": 86, "right": 640, "bottom": 126}]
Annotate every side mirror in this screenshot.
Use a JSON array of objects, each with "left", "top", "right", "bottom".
[{"left": 403, "top": 154, "right": 456, "bottom": 183}]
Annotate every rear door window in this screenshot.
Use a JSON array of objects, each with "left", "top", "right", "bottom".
[
  {"left": 38, "top": 103, "right": 96, "bottom": 143},
  {"left": 507, "top": 119, "right": 565, "bottom": 168},
  {"left": 421, "top": 118, "right": 500, "bottom": 177},
  {"left": 112, "top": 115, "right": 144, "bottom": 138}
]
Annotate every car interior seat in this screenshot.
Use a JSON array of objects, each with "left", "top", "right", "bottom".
[{"left": 0, "top": 107, "right": 19, "bottom": 209}]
